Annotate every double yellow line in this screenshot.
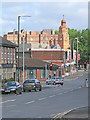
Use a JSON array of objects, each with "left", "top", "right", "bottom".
[{"left": 51, "top": 110, "right": 70, "bottom": 120}]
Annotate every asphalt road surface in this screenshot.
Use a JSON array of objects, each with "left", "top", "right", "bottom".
[{"left": 1, "top": 73, "right": 88, "bottom": 119}]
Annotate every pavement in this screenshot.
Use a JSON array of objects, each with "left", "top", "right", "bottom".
[
  {"left": 58, "top": 70, "right": 89, "bottom": 120},
  {"left": 60, "top": 106, "right": 89, "bottom": 119},
  {"left": 64, "top": 70, "right": 87, "bottom": 81}
]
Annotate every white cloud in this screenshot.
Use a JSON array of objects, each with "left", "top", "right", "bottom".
[
  {"left": 34, "top": 10, "right": 40, "bottom": 16},
  {"left": 7, "top": 6, "right": 23, "bottom": 13},
  {"left": 0, "top": 18, "right": 15, "bottom": 24},
  {"left": 78, "top": 8, "right": 88, "bottom": 15}
]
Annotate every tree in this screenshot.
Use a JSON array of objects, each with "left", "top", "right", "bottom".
[
  {"left": 68, "top": 28, "right": 88, "bottom": 65},
  {"left": 54, "top": 30, "right": 59, "bottom": 35}
]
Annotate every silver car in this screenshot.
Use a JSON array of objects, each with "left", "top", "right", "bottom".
[
  {"left": 23, "top": 79, "right": 42, "bottom": 92},
  {"left": 1, "top": 81, "right": 22, "bottom": 94},
  {"left": 46, "top": 79, "right": 54, "bottom": 85},
  {"left": 52, "top": 77, "right": 64, "bottom": 85}
]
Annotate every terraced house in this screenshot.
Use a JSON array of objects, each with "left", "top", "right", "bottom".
[{"left": 0, "top": 36, "right": 18, "bottom": 81}]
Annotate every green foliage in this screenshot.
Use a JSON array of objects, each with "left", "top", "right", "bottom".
[
  {"left": 54, "top": 30, "right": 59, "bottom": 35},
  {"left": 68, "top": 28, "right": 88, "bottom": 65},
  {"left": 2, "top": 78, "right": 15, "bottom": 83}
]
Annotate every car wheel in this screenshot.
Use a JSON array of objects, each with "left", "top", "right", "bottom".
[
  {"left": 23, "top": 89, "right": 26, "bottom": 92},
  {"left": 20, "top": 89, "right": 22, "bottom": 94},
  {"left": 61, "top": 83, "right": 63, "bottom": 86},
  {"left": 53, "top": 82, "right": 56, "bottom": 85},
  {"left": 39, "top": 87, "right": 42, "bottom": 91},
  {"left": 15, "top": 90, "right": 19, "bottom": 95},
  {"left": 35, "top": 87, "right": 38, "bottom": 92},
  {"left": 29, "top": 90, "right": 31, "bottom": 92}
]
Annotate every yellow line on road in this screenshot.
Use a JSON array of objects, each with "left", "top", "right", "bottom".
[{"left": 51, "top": 110, "right": 71, "bottom": 120}]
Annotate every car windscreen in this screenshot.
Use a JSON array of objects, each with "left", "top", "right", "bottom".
[
  {"left": 29, "top": 80, "right": 35, "bottom": 83},
  {"left": 24, "top": 80, "right": 35, "bottom": 83},
  {"left": 52, "top": 77, "right": 62, "bottom": 79},
  {"left": 7, "top": 82, "right": 16, "bottom": 86}
]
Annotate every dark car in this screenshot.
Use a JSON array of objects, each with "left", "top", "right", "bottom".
[
  {"left": 23, "top": 79, "right": 42, "bottom": 92},
  {"left": 1, "top": 81, "right": 22, "bottom": 95}
]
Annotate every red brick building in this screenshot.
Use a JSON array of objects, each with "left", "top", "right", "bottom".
[
  {"left": 3, "top": 18, "right": 77, "bottom": 81},
  {"left": 58, "top": 19, "right": 70, "bottom": 51},
  {"left": 0, "top": 36, "right": 17, "bottom": 80},
  {"left": 3, "top": 19, "right": 69, "bottom": 50}
]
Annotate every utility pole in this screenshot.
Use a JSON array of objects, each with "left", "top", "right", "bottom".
[
  {"left": 23, "top": 35, "right": 25, "bottom": 83},
  {"left": 73, "top": 42, "right": 74, "bottom": 60},
  {"left": 70, "top": 38, "right": 71, "bottom": 73},
  {"left": 77, "top": 37, "right": 78, "bottom": 72},
  {"left": 17, "top": 15, "right": 31, "bottom": 83},
  {"left": 18, "top": 16, "right": 20, "bottom": 82}
]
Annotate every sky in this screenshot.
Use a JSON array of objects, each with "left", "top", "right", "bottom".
[{"left": 0, "top": 0, "right": 89, "bottom": 36}]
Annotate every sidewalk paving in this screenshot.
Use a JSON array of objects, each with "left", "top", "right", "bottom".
[
  {"left": 61, "top": 106, "right": 88, "bottom": 119},
  {"left": 64, "top": 70, "right": 88, "bottom": 81}
]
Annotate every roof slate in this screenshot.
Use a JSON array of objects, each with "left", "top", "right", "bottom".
[{"left": 0, "top": 36, "right": 18, "bottom": 47}]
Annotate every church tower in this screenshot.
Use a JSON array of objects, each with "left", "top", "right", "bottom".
[{"left": 58, "top": 17, "right": 70, "bottom": 51}]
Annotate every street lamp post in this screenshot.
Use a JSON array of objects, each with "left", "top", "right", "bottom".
[
  {"left": 73, "top": 41, "right": 74, "bottom": 60},
  {"left": 75, "top": 37, "right": 79, "bottom": 72},
  {"left": 70, "top": 38, "right": 71, "bottom": 73},
  {"left": 23, "top": 35, "right": 25, "bottom": 83},
  {"left": 77, "top": 37, "right": 78, "bottom": 72},
  {"left": 18, "top": 16, "right": 20, "bottom": 83},
  {"left": 17, "top": 15, "right": 31, "bottom": 83}
]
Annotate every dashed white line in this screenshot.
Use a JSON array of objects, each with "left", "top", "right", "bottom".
[
  {"left": 63, "top": 91, "right": 68, "bottom": 94},
  {"left": 58, "top": 93, "right": 63, "bottom": 95},
  {"left": 4, "top": 105, "right": 16, "bottom": 107},
  {"left": 25, "top": 101, "right": 35, "bottom": 104},
  {"left": 0, "top": 99, "right": 16, "bottom": 104},
  {"left": 49, "top": 95, "right": 56, "bottom": 98},
  {"left": 38, "top": 97, "right": 46, "bottom": 101}
]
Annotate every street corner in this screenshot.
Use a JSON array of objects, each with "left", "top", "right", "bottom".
[{"left": 60, "top": 106, "right": 88, "bottom": 119}]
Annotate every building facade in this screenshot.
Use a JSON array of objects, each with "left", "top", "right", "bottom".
[
  {"left": 0, "top": 36, "right": 17, "bottom": 80},
  {"left": 58, "top": 19, "right": 70, "bottom": 51},
  {"left": 3, "top": 19, "right": 69, "bottom": 50},
  {"left": 4, "top": 29, "right": 58, "bottom": 49}
]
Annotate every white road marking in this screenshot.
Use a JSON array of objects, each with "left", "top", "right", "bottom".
[
  {"left": 0, "top": 99, "right": 16, "bottom": 104},
  {"left": 63, "top": 91, "right": 68, "bottom": 94},
  {"left": 58, "top": 93, "right": 63, "bottom": 95},
  {"left": 25, "top": 100, "right": 35, "bottom": 104},
  {"left": 4, "top": 105, "right": 16, "bottom": 107},
  {"left": 49, "top": 95, "right": 56, "bottom": 98},
  {"left": 38, "top": 97, "right": 46, "bottom": 101}
]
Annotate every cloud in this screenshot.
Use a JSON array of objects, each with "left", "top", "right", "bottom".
[
  {"left": 0, "top": 18, "right": 15, "bottom": 24},
  {"left": 34, "top": 10, "right": 40, "bottom": 16},
  {"left": 78, "top": 8, "right": 88, "bottom": 15}
]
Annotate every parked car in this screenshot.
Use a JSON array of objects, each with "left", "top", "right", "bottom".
[
  {"left": 1, "top": 81, "right": 22, "bottom": 94},
  {"left": 52, "top": 77, "right": 64, "bottom": 85},
  {"left": 46, "top": 79, "right": 54, "bottom": 85},
  {"left": 23, "top": 79, "right": 42, "bottom": 92},
  {"left": 46, "top": 77, "right": 64, "bottom": 85}
]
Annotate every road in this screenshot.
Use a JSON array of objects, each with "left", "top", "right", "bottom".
[{"left": 1, "top": 72, "right": 88, "bottom": 119}]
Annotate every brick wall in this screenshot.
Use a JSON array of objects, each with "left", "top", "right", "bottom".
[{"left": 31, "top": 50, "right": 65, "bottom": 61}]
